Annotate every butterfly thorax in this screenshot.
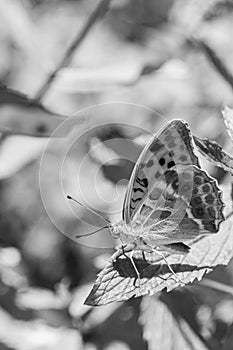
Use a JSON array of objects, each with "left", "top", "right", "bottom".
[
  {"left": 110, "top": 221, "right": 142, "bottom": 238},
  {"left": 109, "top": 220, "right": 199, "bottom": 252},
  {"left": 110, "top": 221, "right": 155, "bottom": 250}
]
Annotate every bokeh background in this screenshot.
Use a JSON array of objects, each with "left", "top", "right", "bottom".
[{"left": 1, "top": 0, "right": 233, "bottom": 349}]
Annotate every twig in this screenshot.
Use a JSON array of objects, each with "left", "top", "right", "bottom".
[
  {"left": 35, "top": 0, "right": 111, "bottom": 101},
  {"left": 225, "top": 210, "right": 233, "bottom": 220},
  {"left": 193, "top": 39, "right": 233, "bottom": 91},
  {"left": 199, "top": 278, "right": 233, "bottom": 296}
]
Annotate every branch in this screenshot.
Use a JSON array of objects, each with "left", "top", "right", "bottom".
[
  {"left": 35, "top": 0, "right": 111, "bottom": 101},
  {"left": 199, "top": 278, "right": 233, "bottom": 296},
  {"left": 193, "top": 39, "right": 233, "bottom": 91}
]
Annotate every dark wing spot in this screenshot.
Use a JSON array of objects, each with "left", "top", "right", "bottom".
[
  {"left": 172, "top": 179, "right": 179, "bottom": 190},
  {"left": 155, "top": 171, "right": 161, "bottom": 179},
  {"left": 205, "top": 194, "right": 215, "bottom": 204},
  {"left": 36, "top": 123, "right": 47, "bottom": 134},
  {"left": 180, "top": 217, "right": 199, "bottom": 230},
  {"left": 192, "top": 206, "right": 204, "bottom": 218},
  {"left": 164, "top": 169, "right": 177, "bottom": 182},
  {"left": 202, "top": 184, "right": 210, "bottom": 193},
  {"left": 191, "top": 196, "right": 202, "bottom": 206},
  {"left": 204, "top": 220, "right": 217, "bottom": 232},
  {"left": 131, "top": 197, "right": 142, "bottom": 203},
  {"left": 159, "top": 157, "right": 165, "bottom": 166},
  {"left": 146, "top": 159, "right": 154, "bottom": 168},
  {"left": 136, "top": 177, "right": 148, "bottom": 188},
  {"left": 194, "top": 176, "right": 202, "bottom": 185},
  {"left": 150, "top": 141, "right": 163, "bottom": 153},
  {"left": 133, "top": 187, "right": 144, "bottom": 193},
  {"left": 207, "top": 207, "right": 216, "bottom": 218},
  {"left": 167, "top": 161, "right": 175, "bottom": 169},
  {"left": 193, "top": 187, "right": 198, "bottom": 195},
  {"left": 139, "top": 162, "right": 146, "bottom": 169},
  {"left": 160, "top": 210, "right": 171, "bottom": 220}
]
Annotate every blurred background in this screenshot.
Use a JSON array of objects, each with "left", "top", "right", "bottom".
[{"left": 1, "top": 0, "right": 233, "bottom": 349}]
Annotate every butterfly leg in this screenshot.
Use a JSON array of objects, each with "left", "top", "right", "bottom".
[
  {"left": 126, "top": 250, "right": 142, "bottom": 288},
  {"left": 142, "top": 250, "right": 147, "bottom": 262},
  {"left": 110, "top": 243, "right": 136, "bottom": 262},
  {"left": 141, "top": 249, "right": 168, "bottom": 282},
  {"left": 143, "top": 242, "right": 186, "bottom": 285},
  {"left": 110, "top": 244, "right": 142, "bottom": 288}
]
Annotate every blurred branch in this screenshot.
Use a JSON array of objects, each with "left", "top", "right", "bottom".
[
  {"left": 35, "top": 0, "right": 112, "bottom": 101},
  {"left": 199, "top": 278, "right": 233, "bottom": 296},
  {"left": 193, "top": 39, "right": 233, "bottom": 91}
]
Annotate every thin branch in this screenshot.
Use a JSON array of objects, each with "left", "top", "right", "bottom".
[
  {"left": 226, "top": 210, "right": 233, "bottom": 220},
  {"left": 193, "top": 39, "right": 233, "bottom": 91},
  {"left": 35, "top": 0, "right": 111, "bottom": 101},
  {"left": 199, "top": 278, "right": 233, "bottom": 296}
]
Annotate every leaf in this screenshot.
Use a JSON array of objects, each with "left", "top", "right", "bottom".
[
  {"left": 204, "top": 0, "right": 233, "bottom": 21},
  {"left": 0, "top": 136, "right": 46, "bottom": 179},
  {"left": 16, "top": 284, "right": 70, "bottom": 310},
  {"left": 54, "top": 59, "right": 164, "bottom": 93},
  {"left": 0, "top": 85, "right": 69, "bottom": 137},
  {"left": 222, "top": 323, "right": 233, "bottom": 350},
  {"left": 139, "top": 295, "right": 209, "bottom": 350},
  {"left": 85, "top": 212, "right": 233, "bottom": 306},
  {"left": 193, "top": 135, "right": 233, "bottom": 175},
  {"left": 0, "top": 307, "right": 82, "bottom": 350},
  {"left": 222, "top": 105, "right": 233, "bottom": 143}
]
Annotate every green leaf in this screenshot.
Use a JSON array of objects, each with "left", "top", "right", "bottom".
[
  {"left": 139, "top": 294, "right": 209, "bottom": 350},
  {"left": 193, "top": 135, "right": 233, "bottom": 175},
  {"left": 84, "top": 211, "right": 233, "bottom": 306},
  {"left": 0, "top": 85, "right": 68, "bottom": 137}
]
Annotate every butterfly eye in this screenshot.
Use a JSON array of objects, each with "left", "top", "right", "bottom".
[{"left": 110, "top": 224, "right": 121, "bottom": 239}]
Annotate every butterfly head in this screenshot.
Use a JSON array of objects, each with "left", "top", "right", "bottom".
[{"left": 109, "top": 222, "right": 123, "bottom": 239}]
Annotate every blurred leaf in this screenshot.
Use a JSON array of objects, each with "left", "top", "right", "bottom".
[
  {"left": 0, "top": 85, "right": 69, "bottom": 137},
  {"left": 103, "top": 341, "right": 131, "bottom": 350},
  {"left": 204, "top": 0, "right": 233, "bottom": 21},
  {"left": 69, "top": 283, "right": 93, "bottom": 318},
  {"left": 139, "top": 295, "right": 209, "bottom": 350},
  {"left": 0, "top": 307, "right": 82, "bottom": 350},
  {"left": 222, "top": 323, "right": 233, "bottom": 350},
  {"left": 85, "top": 214, "right": 233, "bottom": 306},
  {"left": 54, "top": 59, "right": 164, "bottom": 93},
  {"left": 171, "top": 0, "right": 227, "bottom": 33},
  {"left": 193, "top": 136, "right": 233, "bottom": 175},
  {"left": 55, "top": 64, "right": 143, "bottom": 92},
  {"left": 16, "top": 284, "right": 71, "bottom": 310},
  {"left": 0, "top": 135, "right": 46, "bottom": 179},
  {"left": 222, "top": 106, "right": 233, "bottom": 143}
]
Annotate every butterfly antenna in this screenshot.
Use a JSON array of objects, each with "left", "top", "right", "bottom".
[
  {"left": 67, "top": 195, "right": 110, "bottom": 224},
  {"left": 76, "top": 225, "right": 108, "bottom": 238}
]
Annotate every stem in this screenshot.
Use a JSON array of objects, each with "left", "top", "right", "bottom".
[
  {"left": 226, "top": 211, "right": 233, "bottom": 220},
  {"left": 199, "top": 278, "right": 233, "bottom": 296},
  {"left": 193, "top": 39, "right": 233, "bottom": 92},
  {"left": 35, "top": 0, "right": 111, "bottom": 101}
]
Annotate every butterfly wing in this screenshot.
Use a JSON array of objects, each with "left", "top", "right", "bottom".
[{"left": 122, "top": 120, "right": 224, "bottom": 237}]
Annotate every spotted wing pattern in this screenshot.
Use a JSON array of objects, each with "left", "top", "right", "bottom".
[{"left": 123, "top": 120, "right": 224, "bottom": 236}]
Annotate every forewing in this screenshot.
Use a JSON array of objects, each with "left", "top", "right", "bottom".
[{"left": 123, "top": 120, "right": 200, "bottom": 224}]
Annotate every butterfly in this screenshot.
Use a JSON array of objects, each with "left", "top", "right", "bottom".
[{"left": 108, "top": 119, "right": 224, "bottom": 284}]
